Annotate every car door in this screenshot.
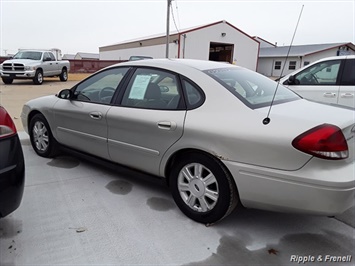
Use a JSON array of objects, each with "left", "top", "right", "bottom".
[
  {"left": 338, "top": 58, "right": 355, "bottom": 108},
  {"left": 53, "top": 67, "right": 129, "bottom": 159},
  {"left": 48, "top": 52, "right": 60, "bottom": 74},
  {"left": 107, "top": 67, "right": 186, "bottom": 175},
  {"left": 41, "top": 52, "right": 54, "bottom": 76},
  {"left": 286, "top": 59, "right": 342, "bottom": 105}
]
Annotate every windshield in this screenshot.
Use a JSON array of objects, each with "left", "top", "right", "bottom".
[
  {"left": 204, "top": 67, "right": 300, "bottom": 109},
  {"left": 13, "top": 51, "right": 42, "bottom": 60}
]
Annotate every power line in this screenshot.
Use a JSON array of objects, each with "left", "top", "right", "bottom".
[
  {"left": 170, "top": 1, "right": 180, "bottom": 33},
  {"left": 174, "top": 0, "right": 181, "bottom": 31}
]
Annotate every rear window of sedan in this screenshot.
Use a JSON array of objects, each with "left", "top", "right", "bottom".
[{"left": 204, "top": 67, "right": 300, "bottom": 109}]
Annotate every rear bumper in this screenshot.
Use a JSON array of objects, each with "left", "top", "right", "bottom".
[
  {"left": 0, "top": 134, "right": 25, "bottom": 218},
  {"left": 224, "top": 158, "right": 355, "bottom": 216}
]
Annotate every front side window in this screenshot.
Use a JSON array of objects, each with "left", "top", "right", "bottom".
[
  {"left": 74, "top": 67, "right": 128, "bottom": 104},
  {"left": 295, "top": 60, "right": 341, "bottom": 85},
  {"left": 49, "top": 52, "right": 56, "bottom": 61},
  {"left": 205, "top": 67, "right": 300, "bottom": 109},
  {"left": 122, "top": 68, "right": 182, "bottom": 110},
  {"left": 43, "top": 52, "right": 52, "bottom": 61}
]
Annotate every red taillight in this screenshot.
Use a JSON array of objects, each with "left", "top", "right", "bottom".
[
  {"left": 0, "top": 106, "right": 17, "bottom": 139},
  {"left": 292, "top": 124, "right": 348, "bottom": 160}
]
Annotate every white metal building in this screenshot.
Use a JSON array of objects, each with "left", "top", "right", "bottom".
[
  {"left": 99, "top": 20, "right": 259, "bottom": 71},
  {"left": 257, "top": 42, "right": 355, "bottom": 77}
]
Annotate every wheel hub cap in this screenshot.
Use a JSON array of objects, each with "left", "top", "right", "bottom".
[
  {"left": 189, "top": 179, "right": 205, "bottom": 198},
  {"left": 33, "top": 121, "right": 48, "bottom": 151},
  {"left": 177, "top": 163, "right": 219, "bottom": 213}
]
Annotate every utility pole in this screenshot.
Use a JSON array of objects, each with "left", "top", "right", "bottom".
[{"left": 165, "top": 0, "right": 172, "bottom": 58}]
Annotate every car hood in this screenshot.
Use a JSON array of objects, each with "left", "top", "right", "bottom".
[{"left": 3, "top": 59, "right": 40, "bottom": 65}]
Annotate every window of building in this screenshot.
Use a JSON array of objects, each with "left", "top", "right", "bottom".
[
  {"left": 289, "top": 61, "right": 297, "bottom": 70},
  {"left": 274, "top": 61, "right": 281, "bottom": 70}
]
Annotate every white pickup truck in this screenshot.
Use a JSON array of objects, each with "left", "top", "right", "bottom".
[{"left": 0, "top": 50, "right": 70, "bottom": 85}]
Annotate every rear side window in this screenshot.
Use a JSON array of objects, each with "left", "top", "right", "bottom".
[
  {"left": 181, "top": 79, "right": 204, "bottom": 109},
  {"left": 121, "top": 68, "right": 183, "bottom": 110},
  {"left": 340, "top": 59, "right": 355, "bottom": 85},
  {"left": 205, "top": 67, "right": 300, "bottom": 109}
]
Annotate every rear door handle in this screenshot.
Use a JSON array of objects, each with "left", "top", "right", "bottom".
[
  {"left": 90, "top": 112, "right": 102, "bottom": 120},
  {"left": 323, "top": 92, "right": 336, "bottom": 98},
  {"left": 340, "top": 93, "right": 354, "bottom": 98},
  {"left": 157, "top": 121, "right": 177, "bottom": 131}
]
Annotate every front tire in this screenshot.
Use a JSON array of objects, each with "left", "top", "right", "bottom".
[
  {"left": 59, "top": 68, "right": 68, "bottom": 81},
  {"left": 29, "top": 113, "right": 58, "bottom": 157},
  {"left": 170, "top": 152, "right": 239, "bottom": 224},
  {"left": 2, "top": 77, "right": 13, "bottom": 84},
  {"left": 33, "top": 70, "right": 43, "bottom": 85}
]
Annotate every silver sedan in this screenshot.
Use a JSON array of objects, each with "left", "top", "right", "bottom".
[{"left": 21, "top": 59, "right": 355, "bottom": 224}]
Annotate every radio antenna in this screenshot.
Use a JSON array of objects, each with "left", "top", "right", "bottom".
[{"left": 263, "top": 5, "right": 304, "bottom": 125}]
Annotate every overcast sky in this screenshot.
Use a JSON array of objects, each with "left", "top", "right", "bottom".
[{"left": 0, "top": 0, "right": 354, "bottom": 56}]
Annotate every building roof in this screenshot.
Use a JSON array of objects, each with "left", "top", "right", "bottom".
[
  {"left": 62, "top": 54, "right": 75, "bottom": 59},
  {"left": 100, "top": 20, "right": 257, "bottom": 51},
  {"left": 259, "top": 42, "right": 355, "bottom": 57},
  {"left": 75, "top": 52, "right": 99, "bottom": 59},
  {"left": 253, "top": 36, "right": 276, "bottom": 48}
]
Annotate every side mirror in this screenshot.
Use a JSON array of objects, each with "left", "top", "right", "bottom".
[
  {"left": 159, "top": 85, "right": 169, "bottom": 93},
  {"left": 43, "top": 57, "right": 51, "bottom": 62},
  {"left": 57, "top": 89, "right": 72, "bottom": 99},
  {"left": 285, "top": 75, "right": 300, "bottom": 85},
  {"left": 288, "top": 75, "right": 296, "bottom": 84}
]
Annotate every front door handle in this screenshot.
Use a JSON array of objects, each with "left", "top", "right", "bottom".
[
  {"left": 323, "top": 92, "right": 336, "bottom": 98},
  {"left": 158, "top": 121, "right": 177, "bottom": 131},
  {"left": 90, "top": 112, "right": 102, "bottom": 120}
]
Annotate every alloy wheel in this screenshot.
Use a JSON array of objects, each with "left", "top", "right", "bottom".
[
  {"left": 32, "top": 121, "right": 49, "bottom": 152},
  {"left": 177, "top": 163, "right": 219, "bottom": 212}
]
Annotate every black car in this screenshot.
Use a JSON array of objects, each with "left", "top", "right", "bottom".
[{"left": 0, "top": 106, "right": 25, "bottom": 218}]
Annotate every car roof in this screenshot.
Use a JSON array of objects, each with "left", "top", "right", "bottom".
[
  {"left": 313, "top": 55, "right": 355, "bottom": 62},
  {"left": 111, "top": 58, "right": 239, "bottom": 71}
]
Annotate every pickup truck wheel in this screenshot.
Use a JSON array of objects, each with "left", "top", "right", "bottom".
[
  {"left": 59, "top": 68, "right": 68, "bottom": 81},
  {"left": 1, "top": 77, "right": 13, "bottom": 84},
  {"left": 33, "top": 70, "right": 43, "bottom": 85}
]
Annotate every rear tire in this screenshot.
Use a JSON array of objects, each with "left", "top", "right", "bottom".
[
  {"left": 2, "top": 77, "right": 13, "bottom": 84},
  {"left": 33, "top": 70, "right": 43, "bottom": 85},
  {"left": 59, "top": 68, "right": 68, "bottom": 81},
  {"left": 29, "top": 113, "right": 58, "bottom": 158},
  {"left": 170, "top": 152, "right": 239, "bottom": 224}
]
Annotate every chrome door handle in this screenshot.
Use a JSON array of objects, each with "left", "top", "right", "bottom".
[
  {"left": 340, "top": 93, "right": 354, "bottom": 98},
  {"left": 158, "top": 121, "right": 177, "bottom": 131},
  {"left": 90, "top": 112, "right": 102, "bottom": 120},
  {"left": 323, "top": 92, "right": 336, "bottom": 98}
]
